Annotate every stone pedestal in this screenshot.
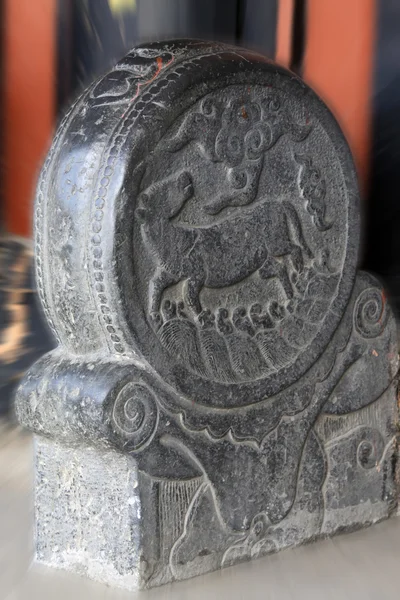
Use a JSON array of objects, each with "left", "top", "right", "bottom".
[{"left": 16, "top": 40, "right": 399, "bottom": 590}]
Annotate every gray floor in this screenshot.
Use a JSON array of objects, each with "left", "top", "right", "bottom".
[{"left": 2, "top": 426, "right": 400, "bottom": 600}]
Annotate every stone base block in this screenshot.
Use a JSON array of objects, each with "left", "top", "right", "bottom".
[
  {"left": 34, "top": 438, "right": 142, "bottom": 591},
  {"left": 34, "top": 376, "right": 398, "bottom": 591}
]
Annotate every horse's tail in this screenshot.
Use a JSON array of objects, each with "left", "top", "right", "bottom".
[{"left": 282, "top": 201, "right": 313, "bottom": 259}]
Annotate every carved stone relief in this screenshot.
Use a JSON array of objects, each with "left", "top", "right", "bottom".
[{"left": 16, "top": 39, "right": 398, "bottom": 591}]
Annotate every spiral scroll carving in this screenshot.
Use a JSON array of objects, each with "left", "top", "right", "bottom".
[
  {"left": 112, "top": 382, "right": 158, "bottom": 451},
  {"left": 354, "top": 287, "right": 388, "bottom": 339}
]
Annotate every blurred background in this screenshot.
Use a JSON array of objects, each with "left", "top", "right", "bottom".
[{"left": 0, "top": 0, "right": 399, "bottom": 417}]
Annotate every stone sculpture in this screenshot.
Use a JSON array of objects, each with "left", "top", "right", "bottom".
[{"left": 16, "top": 40, "right": 399, "bottom": 591}]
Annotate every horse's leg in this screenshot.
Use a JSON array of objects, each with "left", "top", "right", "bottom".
[
  {"left": 276, "top": 260, "right": 294, "bottom": 300},
  {"left": 259, "top": 256, "right": 294, "bottom": 299},
  {"left": 186, "top": 274, "right": 205, "bottom": 315},
  {"left": 282, "top": 201, "right": 313, "bottom": 260},
  {"left": 289, "top": 243, "right": 304, "bottom": 273},
  {"left": 265, "top": 207, "right": 305, "bottom": 298},
  {"left": 149, "top": 268, "right": 178, "bottom": 324},
  {"left": 260, "top": 210, "right": 295, "bottom": 300}
]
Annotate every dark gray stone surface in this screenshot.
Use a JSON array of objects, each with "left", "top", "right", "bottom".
[{"left": 16, "top": 40, "right": 399, "bottom": 590}]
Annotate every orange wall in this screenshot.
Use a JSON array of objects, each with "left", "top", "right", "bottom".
[
  {"left": 276, "top": 0, "right": 295, "bottom": 68},
  {"left": 302, "top": 0, "right": 376, "bottom": 195},
  {"left": 4, "top": 0, "right": 56, "bottom": 237}
]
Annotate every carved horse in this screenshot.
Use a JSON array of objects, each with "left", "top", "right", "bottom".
[{"left": 137, "top": 171, "right": 313, "bottom": 320}]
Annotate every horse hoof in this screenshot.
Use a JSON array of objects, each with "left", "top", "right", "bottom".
[
  {"left": 177, "top": 301, "right": 188, "bottom": 319},
  {"left": 149, "top": 311, "right": 163, "bottom": 330},
  {"left": 197, "top": 309, "right": 215, "bottom": 329},
  {"left": 269, "top": 301, "right": 285, "bottom": 321},
  {"left": 216, "top": 308, "right": 233, "bottom": 335},
  {"left": 161, "top": 300, "right": 176, "bottom": 321},
  {"left": 286, "top": 299, "right": 296, "bottom": 314}
]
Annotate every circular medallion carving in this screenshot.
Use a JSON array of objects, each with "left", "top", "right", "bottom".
[
  {"left": 99, "top": 43, "right": 359, "bottom": 408},
  {"left": 31, "top": 40, "right": 360, "bottom": 407}
]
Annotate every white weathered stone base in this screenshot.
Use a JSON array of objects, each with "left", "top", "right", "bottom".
[{"left": 34, "top": 437, "right": 142, "bottom": 591}]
